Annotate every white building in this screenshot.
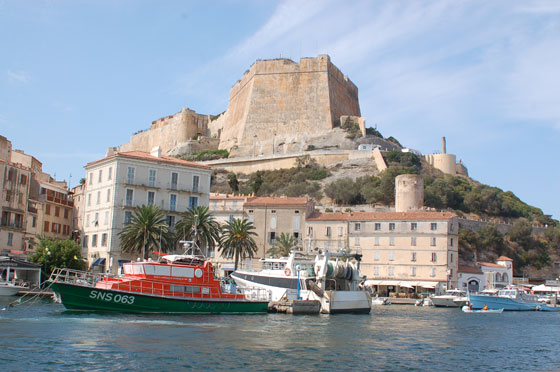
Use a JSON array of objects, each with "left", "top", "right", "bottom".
[
  {"left": 457, "top": 256, "right": 513, "bottom": 292},
  {"left": 82, "top": 149, "right": 211, "bottom": 273}
]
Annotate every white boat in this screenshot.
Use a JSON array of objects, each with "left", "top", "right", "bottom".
[
  {"left": 372, "top": 295, "right": 390, "bottom": 306},
  {"left": 232, "top": 250, "right": 371, "bottom": 314},
  {"left": 469, "top": 286, "right": 560, "bottom": 311},
  {"left": 430, "top": 289, "right": 468, "bottom": 307},
  {"left": 0, "top": 281, "right": 25, "bottom": 296},
  {"left": 461, "top": 306, "right": 503, "bottom": 313}
]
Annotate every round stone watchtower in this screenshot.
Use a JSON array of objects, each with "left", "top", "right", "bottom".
[{"left": 395, "top": 174, "right": 424, "bottom": 212}]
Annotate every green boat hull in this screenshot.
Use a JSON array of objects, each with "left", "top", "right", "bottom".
[{"left": 50, "top": 283, "right": 269, "bottom": 314}]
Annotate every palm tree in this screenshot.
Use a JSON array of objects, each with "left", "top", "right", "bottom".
[
  {"left": 219, "top": 218, "right": 258, "bottom": 270},
  {"left": 267, "top": 232, "right": 298, "bottom": 257},
  {"left": 118, "top": 205, "right": 173, "bottom": 259},
  {"left": 175, "top": 206, "right": 220, "bottom": 256}
]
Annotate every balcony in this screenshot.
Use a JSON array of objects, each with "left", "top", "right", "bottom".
[
  {"left": 39, "top": 194, "right": 74, "bottom": 207},
  {"left": 166, "top": 182, "right": 203, "bottom": 194},
  {"left": 121, "top": 199, "right": 138, "bottom": 208}
]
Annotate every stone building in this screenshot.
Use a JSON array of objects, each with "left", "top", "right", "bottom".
[
  {"left": 209, "top": 54, "right": 363, "bottom": 157},
  {"left": 458, "top": 256, "right": 513, "bottom": 292},
  {"left": 243, "top": 197, "right": 315, "bottom": 260},
  {"left": 305, "top": 211, "right": 459, "bottom": 294},
  {"left": 82, "top": 148, "right": 212, "bottom": 273}
]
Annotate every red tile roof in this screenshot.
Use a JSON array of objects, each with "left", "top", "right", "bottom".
[
  {"left": 86, "top": 151, "right": 211, "bottom": 170},
  {"left": 496, "top": 256, "right": 513, "bottom": 262},
  {"left": 307, "top": 211, "right": 456, "bottom": 222},
  {"left": 478, "top": 262, "right": 505, "bottom": 268},
  {"left": 458, "top": 265, "right": 483, "bottom": 274},
  {"left": 244, "top": 197, "right": 310, "bottom": 207}
]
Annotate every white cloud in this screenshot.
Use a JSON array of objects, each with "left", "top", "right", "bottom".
[{"left": 6, "top": 70, "right": 30, "bottom": 84}]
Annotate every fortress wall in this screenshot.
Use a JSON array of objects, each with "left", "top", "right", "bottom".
[
  {"left": 217, "top": 55, "right": 361, "bottom": 156},
  {"left": 117, "top": 108, "right": 209, "bottom": 155},
  {"left": 327, "top": 60, "right": 361, "bottom": 122},
  {"left": 425, "top": 153, "right": 457, "bottom": 175}
]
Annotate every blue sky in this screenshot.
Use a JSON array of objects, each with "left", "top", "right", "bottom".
[{"left": 1, "top": 0, "right": 559, "bottom": 220}]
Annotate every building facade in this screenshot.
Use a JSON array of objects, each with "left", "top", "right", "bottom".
[
  {"left": 243, "top": 197, "right": 315, "bottom": 260},
  {"left": 82, "top": 149, "right": 211, "bottom": 273},
  {"left": 305, "top": 211, "right": 459, "bottom": 294}
]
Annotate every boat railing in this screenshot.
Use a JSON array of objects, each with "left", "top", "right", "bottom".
[{"left": 49, "top": 268, "right": 271, "bottom": 301}]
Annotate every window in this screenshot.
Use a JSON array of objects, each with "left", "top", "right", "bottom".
[
  {"left": 294, "top": 210, "right": 300, "bottom": 214},
  {"left": 269, "top": 232, "right": 276, "bottom": 244},
  {"left": 389, "top": 237, "right": 395, "bottom": 246},
  {"left": 108, "top": 167, "right": 112, "bottom": 180},
  {"left": 232, "top": 200, "right": 238, "bottom": 210},
  {"left": 375, "top": 237, "right": 380, "bottom": 246},
  {"left": 20, "top": 174, "right": 27, "bottom": 185},
  {"left": 229, "top": 215, "right": 234, "bottom": 223},
  {"left": 338, "top": 241, "right": 342, "bottom": 250},
  {"left": 326, "top": 227, "right": 331, "bottom": 237},
  {"left": 430, "top": 268, "right": 436, "bottom": 277},
  {"left": 83, "top": 235, "right": 88, "bottom": 248},
  {"left": 106, "top": 189, "right": 111, "bottom": 202},
  {"left": 375, "top": 223, "right": 381, "bottom": 231},
  {"left": 389, "top": 223, "right": 395, "bottom": 231},
  {"left": 170, "top": 172, "right": 178, "bottom": 190},
  {"left": 270, "top": 216, "right": 277, "bottom": 229},
  {"left": 411, "top": 237, "right": 417, "bottom": 246},
  {"left": 188, "top": 196, "right": 198, "bottom": 209},
  {"left": 7, "top": 232, "right": 13, "bottom": 246},
  {"left": 46, "top": 204, "right": 51, "bottom": 215},
  {"left": 308, "top": 227, "right": 313, "bottom": 236},
  {"left": 338, "top": 227, "right": 344, "bottom": 237},
  {"left": 389, "top": 251, "right": 394, "bottom": 261},
  {"left": 124, "top": 211, "right": 132, "bottom": 224},
  {"left": 126, "top": 189, "right": 133, "bottom": 207},
  {"left": 89, "top": 172, "right": 93, "bottom": 185},
  {"left": 354, "top": 237, "right": 360, "bottom": 246},
  {"left": 91, "top": 234, "right": 98, "bottom": 247},
  {"left": 127, "top": 167, "right": 135, "bottom": 184},
  {"left": 355, "top": 223, "right": 361, "bottom": 231},
  {"left": 44, "top": 221, "right": 49, "bottom": 232},
  {"left": 98, "top": 170, "right": 102, "bottom": 183},
  {"left": 271, "top": 210, "right": 276, "bottom": 214},
  {"left": 87, "top": 193, "right": 91, "bottom": 206},
  {"left": 32, "top": 216, "right": 36, "bottom": 228},
  {"left": 431, "top": 252, "right": 437, "bottom": 263},
  {"left": 96, "top": 191, "right": 101, "bottom": 205},
  {"left": 166, "top": 215, "right": 175, "bottom": 227},
  {"left": 388, "top": 267, "right": 394, "bottom": 276},
  {"left": 85, "top": 214, "right": 89, "bottom": 227},
  {"left": 411, "top": 267, "right": 416, "bottom": 277},
  {"left": 93, "top": 212, "right": 99, "bottom": 226},
  {"left": 431, "top": 223, "right": 437, "bottom": 231},
  {"left": 373, "top": 266, "right": 379, "bottom": 276},
  {"left": 64, "top": 208, "right": 69, "bottom": 219},
  {"left": 374, "top": 251, "right": 379, "bottom": 261},
  {"left": 104, "top": 211, "right": 109, "bottom": 225},
  {"left": 149, "top": 169, "right": 156, "bottom": 187},
  {"left": 450, "top": 253, "right": 454, "bottom": 263},
  {"left": 411, "top": 252, "right": 417, "bottom": 262},
  {"left": 449, "top": 269, "right": 454, "bottom": 278},
  {"left": 101, "top": 233, "right": 107, "bottom": 247},
  {"left": 411, "top": 223, "right": 417, "bottom": 231},
  {"left": 192, "top": 175, "right": 199, "bottom": 193},
  {"left": 248, "top": 210, "right": 254, "bottom": 214},
  {"left": 5, "top": 190, "right": 11, "bottom": 202},
  {"left": 170, "top": 194, "right": 177, "bottom": 212},
  {"left": 450, "top": 238, "right": 454, "bottom": 247},
  {"left": 147, "top": 191, "right": 155, "bottom": 205},
  {"left": 293, "top": 216, "right": 300, "bottom": 230},
  {"left": 431, "top": 237, "right": 436, "bottom": 246},
  {"left": 55, "top": 206, "right": 60, "bottom": 217},
  {"left": 248, "top": 216, "right": 254, "bottom": 223}
]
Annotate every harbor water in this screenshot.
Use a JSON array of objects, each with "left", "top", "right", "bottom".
[{"left": 1, "top": 297, "right": 559, "bottom": 372}]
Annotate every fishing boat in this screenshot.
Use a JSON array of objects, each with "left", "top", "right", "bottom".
[
  {"left": 461, "top": 306, "right": 503, "bottom": 314},
  {"left": 232, "top": 250, "right": 371, "bottom": 314},
  {"left": 430, "top": 289, "right": 468, "bottom": 308},
  {"left": 0, "top": 280, "right": 26, "bottom": 296},
  {"left": 48, "top": 254, "right": 270, "bottom": 314},
  {"left": 468, "top": 286, "right": 560, "bottom": 312}
]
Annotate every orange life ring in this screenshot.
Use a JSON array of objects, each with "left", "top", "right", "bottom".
[{"left": 284, "top": 267, "right": 291, "bottom": 276}]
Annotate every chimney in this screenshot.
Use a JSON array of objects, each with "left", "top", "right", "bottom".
[
  {"left": 151, "top": 146, "right": 162, "bottom": 158},
  {"left": 441, "top": 137, "right": 447, "bottom": 154}
]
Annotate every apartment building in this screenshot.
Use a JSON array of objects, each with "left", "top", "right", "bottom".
[
  {"left": 305, "top": 211, "right": 459, "bottom": 293},
  {"left": 82, "top": 149, "right": 211, "bottom": 273},
  {"left": 243, "top": 197, "right": 315, "bottom": 259},
  {"left": 209, "top": 193, "right": 248, "bottom": 225}
]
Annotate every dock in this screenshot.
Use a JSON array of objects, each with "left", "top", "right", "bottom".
[{"left": 268, "top": 300, "right": 321, "bottom": 314}]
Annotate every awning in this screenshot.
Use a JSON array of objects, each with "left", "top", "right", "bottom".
[
  {"left": 531, "top": 284, "right": 560, "bottom": 292},
  {"left": 91, "top": 258, "right": 105, "bottom": 267},
  {"left": 364, "top": 280, "right": 439, "bottom": 288}
]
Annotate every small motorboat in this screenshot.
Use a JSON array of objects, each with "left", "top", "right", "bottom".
[{"left": 462, "top": 306, "right": 503, "bottom": 313}]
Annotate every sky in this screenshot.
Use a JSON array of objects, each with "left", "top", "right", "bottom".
[{"left": 1, "top": 0, "right": 559, "bottom": 220}]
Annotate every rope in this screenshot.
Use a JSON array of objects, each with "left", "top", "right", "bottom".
[{"left": 1, "top": 280, "right": 55, "bottom": 311}]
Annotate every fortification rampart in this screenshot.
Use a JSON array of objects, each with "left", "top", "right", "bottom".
[
  {"left": 112, "top": 108, "right": 210, "bottom": 155},
  {"left": 212, "top": 55, "right": 361, "bottom": 156}
]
